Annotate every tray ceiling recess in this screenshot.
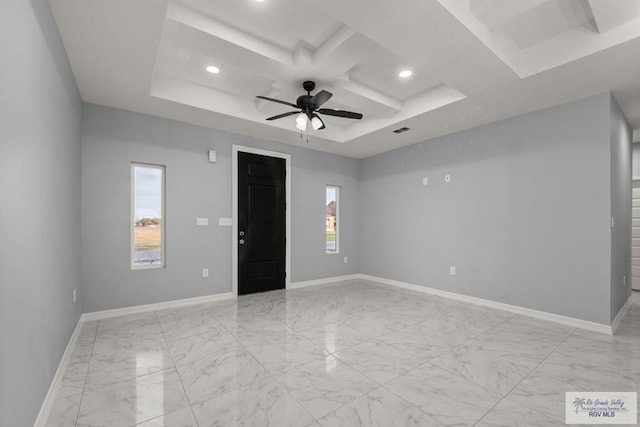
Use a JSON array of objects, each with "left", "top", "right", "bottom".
[
  {"left": 150, "top": 0, "right": 466, "bottom": 143},
  {"left": 49, "top": 0, "right": 640, "bottom": 158},
  {"left": 438, "top": 0, "right": 640, "bottom": 77}
]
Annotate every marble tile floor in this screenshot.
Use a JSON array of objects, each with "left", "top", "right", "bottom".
[{"left": 45, "top": 281, "right": 640, "bottom": 426}]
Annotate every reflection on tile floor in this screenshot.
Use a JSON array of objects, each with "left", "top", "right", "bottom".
[{"left": 45, "top": 281, "right": 640, "bottom": 426}]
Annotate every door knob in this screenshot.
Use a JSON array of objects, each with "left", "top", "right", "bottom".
[{"left": 239, "top": 239, "right": 245, "bottom": 245}]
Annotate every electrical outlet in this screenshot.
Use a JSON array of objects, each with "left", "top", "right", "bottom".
[
  {"left": 344, "top": 256, "right": 348, "bottom": 263},
  {"left": 73, "top": 289, "right": 77, "bottom": 303},
  {"left": 422, "top": 177, "right": 428, "bottom": 186},
  {"left": 202, "top": 268, "right": 209, "bottom": 278},
  {"left": 449, "top": 266, "right": 456, "bottom": 275}
]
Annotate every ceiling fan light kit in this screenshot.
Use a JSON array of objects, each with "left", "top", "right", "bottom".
[
  {"left": 257, "top": 80, "right": 363, "bottom": 132},
  {"left": 311, "top": 115, "right": 324, "bottom": 130},
  {"left": 295, "top": 113, "right": 307, "bottom": 131}
]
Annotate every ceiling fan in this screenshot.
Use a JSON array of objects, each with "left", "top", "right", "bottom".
[{"left": 256, "top": 81, "right": 363, "bottom": 131}]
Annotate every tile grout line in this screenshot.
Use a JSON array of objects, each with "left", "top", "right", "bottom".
[
  {"left": 224, "top": 334, "right": 321, "bottom": 424},
  {"left": 386, "top": 313, "right": 569, "bottom": 426},
  {"left": 389, "top": 312, "right": 519, "bottom": 388},
  {"left": 322, "top": 294, "right": 496, "bottom": 424},
  {"left": 72, "top": 320, "right": 100, "bottom": 427},
  {"left": 471, "top": 326, "right": 578, "bottom": 426},
  {"left": 313, "top": 382, "right": 389, "bottom": 424},
  {"left": 228, "top": 290, "right": 398, "bottom": 424},
  {"left": 378, "top": 358, "right": 468, "bottom": 425},
  {"left": 77, "top": 314, "right": 194, "bottom": 425},
  {"left": 376, "top": 380, "right": 444, "bottom": 425},
  {"left": 153, "top": 310, "right": 201, "bottom": 427},
  {"left": 172, "top": 299, "right": 320, "bottom": 425},
  {"left": 48, "top": 281, "right": 634, "bottom": 426},
  {"left": 232, "top": 304, "right": 338, "bottom": 425}
]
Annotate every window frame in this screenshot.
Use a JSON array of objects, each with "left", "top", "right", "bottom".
[
  {"left": 131, "top": 162, "right": 166, "bottom": 270},
  {"left": 326, "top": 185, "right": 340, "bottom": 254}
]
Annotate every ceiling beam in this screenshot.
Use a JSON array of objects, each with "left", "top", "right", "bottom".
[
  {"left": 469, "top": 0, "right": 547, "bottom": 30},
  {"left": 337, "top": 79, "right": 402, "bottom": 111},
  {"left": 313, "top": 25, "right": 357, "bottom": 64},
  {"left": 167, "top": 2, "right": 292, "bottom": 66},
  {"left": 587, "top": 0, "right": 640, "bottom": 34}
]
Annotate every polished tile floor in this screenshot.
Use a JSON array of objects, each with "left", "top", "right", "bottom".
[{"left": 46, "top": 280, "right": 640, "bottom": 426}]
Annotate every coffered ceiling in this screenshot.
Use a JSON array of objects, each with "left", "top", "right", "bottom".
[{"left": 49, "top": 0, "right": 640, "bottom": 158}]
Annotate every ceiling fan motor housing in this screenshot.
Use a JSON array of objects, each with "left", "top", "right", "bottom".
[
  {"left": 298, "top": 81, "right": 318, "bottom": 117},
  {"left": 296, "top": 95, "right": 314, "bottom": 118}
]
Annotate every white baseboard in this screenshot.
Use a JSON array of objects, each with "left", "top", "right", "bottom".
[
  {"left": 82, "top": 275, "right": 365, "bottom": 321},
  {"left": 35, "top": 278, "right": 356, "bottom": 425},
  {"left": 81, "top": 292, "right": 234, "bottom": 322},
  {"left": 289, "top": 274, "right": 360, "bottom": 289},
  {"left": 611, "top": 295, "right": 634, "bottom": 334},
  {"left": 358, "top": 274, "right": 613, "bottom": 335},
  {"left": 37, "top": 291, "right": 234, "bottom": 425},
  {"left": 33, "top": 318, "right": 83, "bottom": 427},
  {"left": 37, "top": 274, "right": 620, "bottom": 425},
  {"left": 632, "top": 291, "right": 640, "bottom": 305}
]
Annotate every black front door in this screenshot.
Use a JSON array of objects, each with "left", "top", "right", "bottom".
[{"left": 238, "top": 152, "right": 286, "bottom": 295}]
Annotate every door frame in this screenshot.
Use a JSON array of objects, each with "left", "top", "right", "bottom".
[
  {"left": 631, "top": 178, "right": 640, "bottom": 291},
  {"left": 232, "top": 145, "right": 291, "bottom": 297}
]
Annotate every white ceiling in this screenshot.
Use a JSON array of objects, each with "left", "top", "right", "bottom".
[{"left": 49, "top": 0, "right": 640, "bottom": 159}]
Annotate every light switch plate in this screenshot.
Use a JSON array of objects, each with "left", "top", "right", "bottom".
[
  {"left": 196, "top": 218, "right": 208, "bottom": 226},
  {"left": 219, "top": 218, "right": 232, "bottom": 226}
]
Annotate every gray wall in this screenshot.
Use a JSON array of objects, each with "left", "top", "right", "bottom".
[
  {"left": 81, "top": 104, "right": 359, "bottom": 312},
  {"left": 359, "top": 93, "right": 613, "bottom": 324},
  {"left": 610, "top": 95, "right": 632, "bottom": 321},
  {"left": 0, "top": 0, "right": 83, "bottom": 426}
]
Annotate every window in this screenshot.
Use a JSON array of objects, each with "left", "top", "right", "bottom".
[
  {"left": 132, "top": 163, "right": 165, "bottom": 269},
  {"left": 326, "top": 186, "right": 339, "bottom": 253}
]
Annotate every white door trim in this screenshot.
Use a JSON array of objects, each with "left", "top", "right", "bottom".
[
  {"left": 232, "top": 145, "right": 291, "bottom": 297},
  {"left": 632, "top": 179, "right": 640, "bottom": 291}
]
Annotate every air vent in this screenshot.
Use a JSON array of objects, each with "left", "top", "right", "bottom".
[{"left": 393, "top": 127, "right": 410, "bottom": 134}]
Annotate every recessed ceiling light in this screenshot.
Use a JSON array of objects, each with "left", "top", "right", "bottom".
[
  {"left": 398, "top": 69, "right": 412, "bottom": 78},
  {"left": 206, "top": 65, "right": 220, "bottom": 74}
]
